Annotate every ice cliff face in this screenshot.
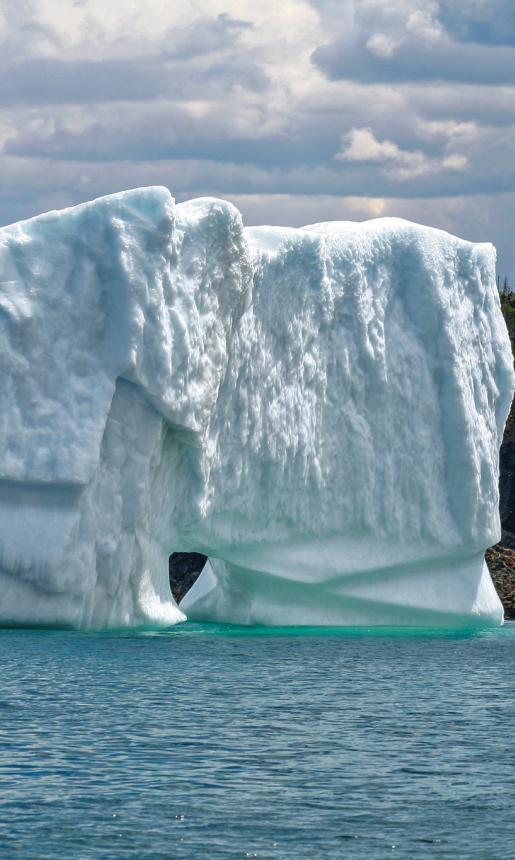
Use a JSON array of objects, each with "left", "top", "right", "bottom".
[{"left": 0, "top": 187, "right": 512, "bottom": 628}]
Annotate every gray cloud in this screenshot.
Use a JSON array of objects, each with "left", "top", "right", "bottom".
[
  {"left": 0, "top": 54, "right": 267, "bottom": 107},
  {"left": 0, "top": 10, "right": 264, "bottom": 107},
  {"left": 0, "top": 58, "right": 165, "bottom": 105},
  {"left": 0, "top": 0, "right": 513, "bottom": 277},
  {"left": 314, "top": 40, "right": 515, "bottom": 85},
  {"left": 0, "top": 0, "right": 61, "bottom": 63},
  {"left": 313, "top": 22, "right": 515, "bottom": 85},
  {"left": 439, "top": 0, "right": 515, "bottom": 47},
  {"left": 164, "top": 13, "right": 254, "bottom": 60},
  {"left": 407, "top": 84, "right": 515, "bottom": 127}
]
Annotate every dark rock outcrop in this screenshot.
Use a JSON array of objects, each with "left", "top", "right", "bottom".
[
  {"left": 169, "top": 553, "right": 207, "bottom": 604},
  {"left": 487, "top": 291, "right": 515, "bottom": 619},
  {"left": 499, "top": 430, "right": 515, "bottom": 534},
  {"left": 485, "top": 543, "right": 515, "bottom": 618}
]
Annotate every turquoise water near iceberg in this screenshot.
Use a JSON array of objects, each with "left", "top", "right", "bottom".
[{"left": 0, "top": 623, "right": 514, "bottom": 859}]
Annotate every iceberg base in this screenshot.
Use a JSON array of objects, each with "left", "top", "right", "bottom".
[{"left": 181, "top": 553, "right": 504, "bottom": 629}]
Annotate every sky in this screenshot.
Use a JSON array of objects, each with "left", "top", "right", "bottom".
[{"left": 0, "top": 0, "right": 514, "bottom": 277}]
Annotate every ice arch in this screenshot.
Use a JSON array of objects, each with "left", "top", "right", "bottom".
[{"left": 0, "top": 187, "right": 512, "bottom": 629}]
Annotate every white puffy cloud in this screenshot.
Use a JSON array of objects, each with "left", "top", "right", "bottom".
[{"left": 335, "top": 127, "right": 468, "bottom": 179}]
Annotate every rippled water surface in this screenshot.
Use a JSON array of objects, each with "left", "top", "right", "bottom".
[{"left": 0, "top": 623, "right": 514, "bottom": 859}]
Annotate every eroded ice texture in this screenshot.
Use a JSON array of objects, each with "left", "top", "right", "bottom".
[{"left": 0, "top": 187, "right": 512, "bottom": 628}]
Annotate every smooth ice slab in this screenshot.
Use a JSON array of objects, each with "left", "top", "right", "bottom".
[{"left": 0, "top": 187, "right": 512, "bottom": 629}]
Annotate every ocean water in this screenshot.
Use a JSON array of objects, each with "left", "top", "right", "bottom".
[{"left": 0, "top": 624, "right": 514, "bottom": 860}]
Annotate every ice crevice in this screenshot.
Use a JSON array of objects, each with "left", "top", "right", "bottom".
[{"left": 0, "top": 186, "right": 512, "bottom": 629}]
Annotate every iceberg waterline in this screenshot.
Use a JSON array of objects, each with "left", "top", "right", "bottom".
[{"left": 0, "top": 186, "right": 512, "bottom": 629}]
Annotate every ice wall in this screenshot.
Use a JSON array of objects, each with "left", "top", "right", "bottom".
[{"left": 0, "top": 187, "right": 512, "bottom": 628}]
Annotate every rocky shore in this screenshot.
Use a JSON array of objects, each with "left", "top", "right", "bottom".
[
  {"left": 487, "top": 291, "right": 515, "bottom": 619},
  {"left": 486, "top": 542, "right": 515, "bottom": 618}
]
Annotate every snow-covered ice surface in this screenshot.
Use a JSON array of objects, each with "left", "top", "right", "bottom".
[{"left": 0, "top": 187, "right": 512, "bottom": 629}]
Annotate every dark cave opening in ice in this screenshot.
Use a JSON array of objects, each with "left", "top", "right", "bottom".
[{"left": 169, "top": 553, "right": 208, "bottom": 604}]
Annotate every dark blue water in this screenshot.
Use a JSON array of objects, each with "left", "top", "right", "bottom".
[{"left": 0, "top": 623, "right": 514, "bottom": 859}]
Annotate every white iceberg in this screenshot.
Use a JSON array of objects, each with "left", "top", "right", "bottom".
[{"left": 0, "top": 187, "right": 512, "bottom": 629}]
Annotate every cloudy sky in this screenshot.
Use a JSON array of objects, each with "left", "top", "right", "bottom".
[{"left": 1, "top": 0, "right": 514, "bottom": 276}]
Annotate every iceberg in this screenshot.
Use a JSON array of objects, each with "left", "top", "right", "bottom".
[{"left": 0, "top": 187, "right": 512, "bottom": 629}]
